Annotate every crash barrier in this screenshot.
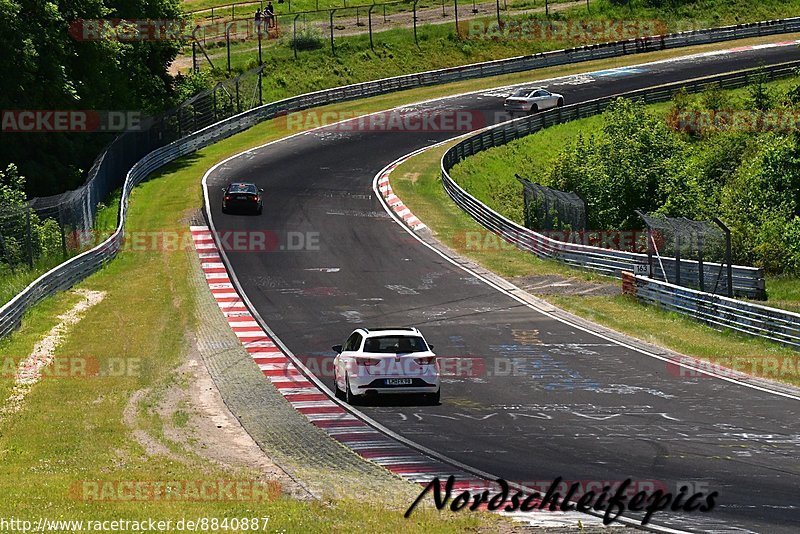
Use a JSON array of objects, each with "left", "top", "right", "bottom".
[
  {"left": 623, "top": 273, "right": 800, "bottom": 350},
  {"left": 440, "top": 62, "right": 800, "bottom": 299},
  {"left": 4, "top": 17, "right": 800, "bottom": 339}
]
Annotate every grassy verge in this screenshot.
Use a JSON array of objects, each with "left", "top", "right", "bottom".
[{"left": 390, "top": 141, "right": 800, "bottom": 386}]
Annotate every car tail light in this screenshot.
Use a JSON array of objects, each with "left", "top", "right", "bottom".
[
  {"left": 414, "top": 356, "right": 436, "bottom": 365},
  {"left": 224, "top": 195, "right": 230, "bottom": 201},
  {"left": 356, "top": 358, "right": 380, "bottom": 367}
]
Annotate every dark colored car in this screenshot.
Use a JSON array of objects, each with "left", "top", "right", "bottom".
[{"left": 221, "top": 182, "right": 263, "bottom": 214}]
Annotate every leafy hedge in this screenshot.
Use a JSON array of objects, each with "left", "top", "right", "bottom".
[{"left": 545, "top": 76, "right": 800, "bottom": 274}]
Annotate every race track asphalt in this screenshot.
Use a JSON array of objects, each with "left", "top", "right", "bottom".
[{"left": 206, "top": 43, "right": 800, "bottom": 532}]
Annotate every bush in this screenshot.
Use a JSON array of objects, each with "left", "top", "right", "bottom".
[
  {"left": 284, "top": 26, "right": 324, "bottom": 51},
  {"left": 549, "top": 99, "right": 687, "bottom": 229},
  {"left": 0, "top": 164, "right": 62, "bottom": 268}
]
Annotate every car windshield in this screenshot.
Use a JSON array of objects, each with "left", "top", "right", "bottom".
[
  {"left": 363, "top": 335, "right": 428, "bottom": 353},
  {"left": 228, "top": 183, "right": 257, "bottom": 193}
]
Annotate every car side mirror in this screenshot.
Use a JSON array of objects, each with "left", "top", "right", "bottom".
[
  {"left": 428, "top": 344, "right": 434, "bottom": 350},
  {"left": 332, "top": 345, "right": 343, "bottom": 354},
  {"left": 221, "top": 188, "right": 226, "bottom": 193},
  {"left": 259, "top": 188, "right": 264, "bottom": 192}
]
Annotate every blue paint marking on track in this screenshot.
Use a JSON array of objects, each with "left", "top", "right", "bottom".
[{"left": 489, "top": 344, "right": 600, "bottom": 391}]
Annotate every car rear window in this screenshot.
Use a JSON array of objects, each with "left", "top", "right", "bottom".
[
  {"left": 363, "top": 336, "right": 428, "bottom": 353},
  {"left": 228, "top": 183, "right": 257, "bottom": 193},
  {"left": 512, "top": 89, "right": 532, "bottom": 97}
]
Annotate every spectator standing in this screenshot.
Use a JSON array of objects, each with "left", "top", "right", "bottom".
[
  {"left": 266, "top": 2, "right": 275, "bottom": 28},
  {"left": 254, "top": 8, "right": 263, "bottom": 33}
]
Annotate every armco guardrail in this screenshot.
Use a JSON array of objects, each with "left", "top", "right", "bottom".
[
  {"left": 4, "top": 18, "right": 800, "bottom": 339},
  {"left": 625, "top": 273, "right": 800, "bottom": 350},
  {"left": 439, "top": 62, "right": 800, "bottom": 299}
]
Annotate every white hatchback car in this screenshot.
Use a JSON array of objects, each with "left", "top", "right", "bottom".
[
  {"left": 332, "top": 327, "right": 441, "bottom": 404},
  {"left": 504, "top": 87, "right": 564, "bottom": 114}
]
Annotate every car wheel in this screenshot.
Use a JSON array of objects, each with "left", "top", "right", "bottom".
[
  {"left": 527, "top": 103, "right": 538, "bottom": 115},
  {"left": 334, "top": 377, "right": 345, "bottom": 400},
  {"left": 425, "top": 389, "right": 441, "bottom": 405},
  {"left": 557, "top": 98, "right": 564, "bottom": 107},
  {"left": 345, "top": 374, "right": 359, "bottom": 405},
  {"left": 221, "top": 205, "right": 227, "bottom": 214},
  {"left": 257, "top": 205, "right": 263, "bottom": 215}
]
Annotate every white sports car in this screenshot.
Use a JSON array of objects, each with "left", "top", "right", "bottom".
[
  {"left": 504, "top": 87, "right": 564, "bottom": 114},
  {"left": 332, "top": 327, "right": 441, "bottom": 405}
]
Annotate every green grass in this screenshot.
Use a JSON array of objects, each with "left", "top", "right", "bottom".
[
  {"left": 0, "top": 257, "right": 69, "bottom": 307},
  {"left": 389, "top": 140, "right": 800, "bottom": 386},
  {"left": 185, "top": 0, "right": 800, "bottom": 95}
]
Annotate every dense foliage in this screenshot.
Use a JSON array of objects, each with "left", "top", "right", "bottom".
[
  {"left": 0, "top": 0, "right": 183, "bottom": 197},
  {"left": 0, "top": 165, "right": 62, "bottom": 267},
  {"left": 545, "top": 78, "right": 800, "bottom": 274}
]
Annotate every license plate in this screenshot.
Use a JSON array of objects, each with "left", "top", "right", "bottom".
[
  {"left": 236, "top": 195, "right": 248, "bottom": 200},
  {"left": 385, "top": 378, "right": 412, "bottom": 386}
]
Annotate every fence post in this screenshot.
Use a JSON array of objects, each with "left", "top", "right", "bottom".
[
  {"left": 368, "top": 4, "right": 375, "bottom": 51},
  {"left": 258, "top": 19, "right": 263, "bottom": 65},
  {"left": 293, "top": 14, "right": 300, "bottom": 59},
  {"left": 225, "top": 22, "right": 234, "bottom": 75},
  {"left": 329, "top": 9, "right": 336, "bottom": 54},
  {"left": 258, "top": 67, "right": 263, "bottom": 106},
  {"left": 495, "top": 0, "right": 501, "bottom": 26},
  {"left": 235, "top": 78, "right": 241, "bottom": 113},
  {"left": 25, "top": 208, "right": 33, "bottom": 269},
  {"left": 674, "top": 228, "right": 681, "bottom": 286},
  {"left": 712, "top": 217, "right": 734, "bottom": 297},
  {"left": 413, "top": 0, "right": 419, "bottom": 46},
  {"left": 697, "top": 231, "right": 705, "bottom": 292},
  {"left": 454, "top": 0, "right": 459, "bottom": 37},
  {"left": 58, "top": 204, "right": 67, "bottom": 260}
]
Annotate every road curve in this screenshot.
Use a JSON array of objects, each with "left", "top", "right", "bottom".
[{"left": 206, "top": 44, "right": 800, "bottom": 532}]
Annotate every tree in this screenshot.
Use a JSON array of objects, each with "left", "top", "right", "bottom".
[
  {"left": 549, "top": 98, "right": 687, "bottom": 229},
  {"left": 0, "top": 164, "right": 63, "bottom": 267},
  {"left": 0, "top": 0, "right": 183, "bottom": 197}
]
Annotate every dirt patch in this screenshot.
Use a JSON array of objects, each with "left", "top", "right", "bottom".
[
  {"left": 400, "top": 171, "right": 421, "bottom": 183},
  {"left": 0, "top": 289, "right": 105, "bottom": 423},
  {"left": 120, "top": 326, "right": 311, "bottom": 499}
]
